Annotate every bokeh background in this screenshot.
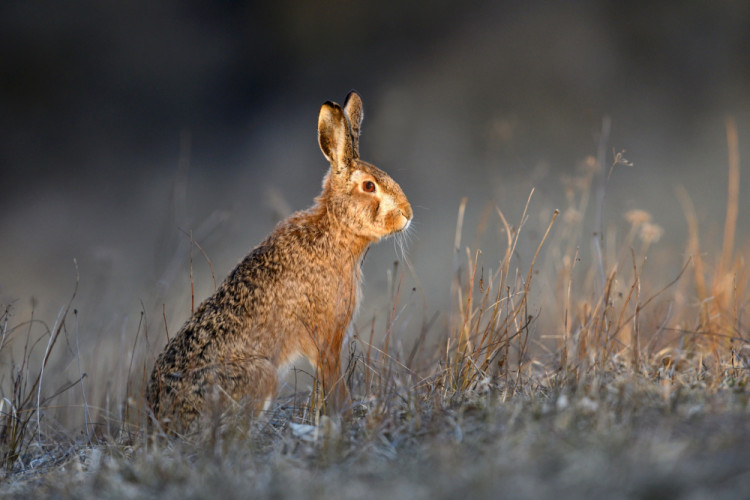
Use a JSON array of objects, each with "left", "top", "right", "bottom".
[{"left": 2, "top": 1, "right": 749, "bottom": 378}]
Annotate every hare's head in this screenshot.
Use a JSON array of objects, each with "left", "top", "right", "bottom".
[{"left": 317, "top": 91, "right": 412, "bottom": 242}]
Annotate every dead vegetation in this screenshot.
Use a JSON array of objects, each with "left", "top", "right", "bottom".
[{"left": 1, "top": 121, "right": 748, "bottom": 498}]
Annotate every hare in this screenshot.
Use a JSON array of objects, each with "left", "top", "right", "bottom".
[{"left": 146, "top": 91, "right": 412, "bottom": 432}]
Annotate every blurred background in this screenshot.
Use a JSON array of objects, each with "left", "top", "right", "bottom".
[{"left": 1, "top": 1, "right": 749, "bottom": 380}]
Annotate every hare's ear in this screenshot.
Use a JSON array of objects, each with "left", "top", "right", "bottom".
[
  {"left": 318, "top": 101, "right": 354, "bottom": 173},
  {"left": 344, "top": 91, "right": 363, "bottom": 158}
]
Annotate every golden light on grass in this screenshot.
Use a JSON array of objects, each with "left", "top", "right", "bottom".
[{"left": 1, "top": 121, "right": 747, "bottom": 498}]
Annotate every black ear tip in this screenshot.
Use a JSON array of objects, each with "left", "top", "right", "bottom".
[{"left": 320, "top": 101, "right": 346, "bottom": 121}]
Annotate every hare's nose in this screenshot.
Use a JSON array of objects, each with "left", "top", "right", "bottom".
[
  {"left": 401, "top": 203, "right": 413, "bottom": 221},
  {"left": 398, "top": 205, "right": 413, "bottom": 231}
]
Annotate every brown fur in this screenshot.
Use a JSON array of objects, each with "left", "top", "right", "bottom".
[{"left": 146, "top": 92, "right": 412, "bottom": 432}]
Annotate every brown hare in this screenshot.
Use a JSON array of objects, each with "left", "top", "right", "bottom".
[{"left": 146, "top": 91, "right": 412, "bottom": 432}]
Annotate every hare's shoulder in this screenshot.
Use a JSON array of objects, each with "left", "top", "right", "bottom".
[{"left": 234, "top": 216, "right": 333, "bottom": 273}]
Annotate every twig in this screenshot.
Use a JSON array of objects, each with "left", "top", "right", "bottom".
[
  {"left": 73, "top": 306, "right": 92, "bottom": 446},
  {"left": 35, "top": 260, "right": 79, "bottom": 444},
  {"left": 190, "top": 229, "right": 195, "bottom": 314},
  {"left": 720, "top": 117, "right": 740, "bottom": 275},
  {"left": 124, "top": 309, "right": 145, "bottom": 428},
  {"left": 163, "top": 304, "right": 170, "bottom": 342},
  {"left": 592, "top": 116, "right": 611, "bottom": 292}
]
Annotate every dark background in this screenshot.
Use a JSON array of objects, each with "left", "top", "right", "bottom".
[{"left": 2, "top": 1, "right": 749, "bottom": 351}]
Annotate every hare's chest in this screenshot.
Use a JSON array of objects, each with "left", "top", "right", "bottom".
[
  {"left": 350, "top": 266, "right": 363, "bottom": 321},
  {"left": 286, "top": 258, "right": 361, "bottom": 321},
  {"left": 332, "top": 263, "right": 362, "bottom": 321}
]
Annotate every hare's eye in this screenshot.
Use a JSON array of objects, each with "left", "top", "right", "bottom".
[{"left": 363, "top": 181, "right": 376, "bottom": 193}]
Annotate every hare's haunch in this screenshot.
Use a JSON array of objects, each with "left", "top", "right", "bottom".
[{"left": 146, "top": 92, "right": 412, "bottom": 432}]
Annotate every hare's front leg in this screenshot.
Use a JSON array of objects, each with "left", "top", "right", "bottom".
[{"left": 315, "top": 333, "right": 351, "bottom": 415}]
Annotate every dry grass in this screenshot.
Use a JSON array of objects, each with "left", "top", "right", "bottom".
[{"left": 1, "top": 123, "right": 749, "bottom": 498}]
